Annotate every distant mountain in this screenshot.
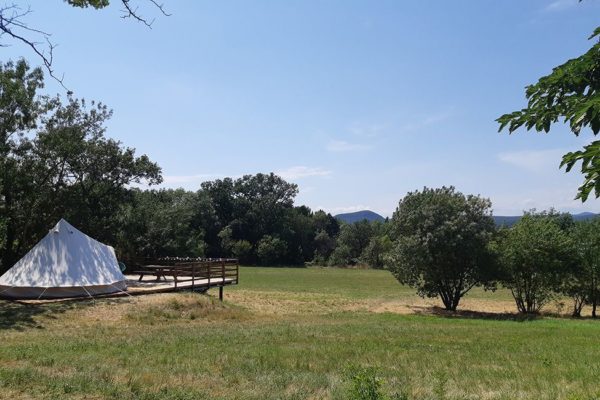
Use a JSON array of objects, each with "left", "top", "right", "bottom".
[
  {"left": 335, "top": 210, "right": 385, "bottom": 224},
  {"left": 493, "top": 212, "right": 598, "bottom": 227}
]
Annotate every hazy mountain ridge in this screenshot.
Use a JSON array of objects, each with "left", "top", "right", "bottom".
[
  {"left": 336, "top": 210, "right": 598, "bottom": 226},
  {"left": 335, "top": 210, "right": 386, "bottom": 223},
  {"left": 493, "top": 212, "right": 598, "bottom": 227}
]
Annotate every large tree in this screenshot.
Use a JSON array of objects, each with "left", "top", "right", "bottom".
[
  {"left": 563, "top": 218, "right": 600, "bottom": 317},
  {"left": 497, "top": 27, "right": 600, "bottom": 201},
  {"left": 494, "top": 211, "right": 576, "bottom": 314},
  {"left": 0, "top": 59, "right": 161, "bottom": 271},
  {"left": 386, "top": 186, "right": 496, "bottom": 311}
]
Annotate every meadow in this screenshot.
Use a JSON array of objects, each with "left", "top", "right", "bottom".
[{"left": 0, "top": 267, "right": 599, "bottom": 400}]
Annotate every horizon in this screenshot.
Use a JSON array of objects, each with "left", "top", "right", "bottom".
[
  {"left": 5, "top": 0, "right": 600, "bottom": 217},
  {"left": 333, "top": 208, "right": 598, "bottom": 219}
]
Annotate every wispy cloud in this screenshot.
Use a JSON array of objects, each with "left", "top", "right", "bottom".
[
  {"left": 276, "top": 166, "right": 332, "bottom": 180},
  {"left": 497, "top": 148, "right": 565, "bottom": 173},
  {"left": 349, "top": 122, "right": 387, "bottom": 138},
  {"left": 398, "top": 109, "right": 454, "bottom": 133},
  {"left": 326, "top": 139, "right": 372, "bottom": 152},
  {"left": 543, "top": 0, "right": 578, "bottom": 12},
  {"left": 162, "top": 173, "right": 223, "bottom": 185}
]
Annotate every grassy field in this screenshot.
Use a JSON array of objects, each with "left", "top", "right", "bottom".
[{"left": 1, "top": 267, "right": 599, "bottom": 399}]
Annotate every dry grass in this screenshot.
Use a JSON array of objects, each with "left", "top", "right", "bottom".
[{"left": 1, "top": 267, "right": 600, "bottom": 400}]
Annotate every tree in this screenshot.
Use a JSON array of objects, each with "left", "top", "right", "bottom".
[
  {"left": 360, "top": 235, "right": 393, "bottom": 269},
  {"left": 257, "top": 235, "right": 287, "bottom": 266},
  {"left": 497, "top": 27, "right": 600, "bottom": 201},
  {"left": 0, "top": 1, "right": 169, "bottom": 84},
  {"left": 329, "top": 220, "right": 375, "bottom": 266},
  {"left": 563, "top": 218, "right": 600, "bottom": 317},
  {"left": 494, "top": 211, "right": 577, "bottom": 314},
  {"left": 386, "top": 186, "right": 496, "bottom": 311},
  {"left": 0, "top": 59, "right": 45, "bottom": 269},
  {"left": 0, "top": 60, "right": 161, "bottom": 271},
  {"left": 313, "top": 230, "right": 336, "bottom": 264},
  {"left": 117, "top": 189, "right": 204, "bottom": 259}
]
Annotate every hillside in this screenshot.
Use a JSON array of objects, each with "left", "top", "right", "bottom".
[
  {"left": 335, "top": 210, "right": 385, "bottom": 223},
  {"left": 493, "top": 212, "right": 598, "bottom": 227}
]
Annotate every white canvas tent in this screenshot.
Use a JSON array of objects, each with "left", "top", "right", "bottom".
[{"left": 0, "top": 219, "right": 127, "bottom": 299}]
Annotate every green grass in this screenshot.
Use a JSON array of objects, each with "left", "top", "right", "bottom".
[{"left": 0, "top": 267, "right": 599, "bottom": 399}]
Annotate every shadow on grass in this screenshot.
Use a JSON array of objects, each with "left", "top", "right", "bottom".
[
  {"left": 0, "top": 298, "right": 126, "bottom": 331},
  {"left": 411, "top": 305, "right": 542, "bottom": 321}
]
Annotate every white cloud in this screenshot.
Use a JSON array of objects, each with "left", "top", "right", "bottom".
[
  {"left": 544, "top": 0, "right": 577, "bottom": 12},
  {"left": 276, "top": 166, "right": 332, "bottom": 180},
  {"left": 497, "top": 148, "right": 565, "bottom": 173},
  {"left": 326, "top": 139, "right": 372, "bottom": 152}
]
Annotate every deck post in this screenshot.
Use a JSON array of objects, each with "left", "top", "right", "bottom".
[
  {"left": 219, "top": 285, "right": 223, "bottom": 301},
  {"left": 191, "top": 263, "right": 195, "bottom": 290}
]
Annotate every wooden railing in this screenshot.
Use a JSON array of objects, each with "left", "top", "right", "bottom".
[{"left": 125, "top": 257, "right": 239, "bottom": 294}]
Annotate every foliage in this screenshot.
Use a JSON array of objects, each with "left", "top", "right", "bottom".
[
  {"left": 497, "top": 27, "right": 600, "bottom": 201},
  {"left": 344, "top": 365, "right": 388, "bottom": 400},
  {"left": 0, "top": 60, "right": 160, "bottom": 272},
  {"left": 117, "top": 189, "right": 205, "bottom": 259},
  {"left": 562, "top": 218, "right": 600, "bottom": 317},
  {"left": 386, "top": 186, "right": 497, "bottom": 311},
  {"left": 328, "top": 220, "right": 376, "bottom": 266},
  {"left": 360, "top": 232, "right": 393, "bottom": 269},
  {"left": 313, "top": 230, "right": 336, "bottom": 264},
  {"left": 66, "top": 0, "right": 110, "bottom": 8},
  {"left": 256, "top": 235, "right": 287, "bottom": 265},
  {"left": 494, "top": 210, "right": 577, "bottom": 314}
]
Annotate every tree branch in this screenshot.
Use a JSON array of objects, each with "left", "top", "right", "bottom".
[
  {"left": 120, "top": 0, "right": 170, "bottom": 28},
  {"left": 0, "top": 1, "right": 170, "bottom": 88},
  {"left": 0, "top": 4, "right": 65, "bottom": 87}
]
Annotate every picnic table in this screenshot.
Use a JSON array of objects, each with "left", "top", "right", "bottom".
[{"left": 135, "top": 265, "right": 170, "bottom": 281}]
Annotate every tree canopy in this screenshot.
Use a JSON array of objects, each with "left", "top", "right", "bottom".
[
  {"left": 494, "top": 211, "right": 577, "bottom": 314},
  {"left": 498, "top": 27, "right": 600, "bottom": 201},
  {"left": 386, "top": 186, "right": 496, "bottom": 311},
  {"left": 0, "top": 59, "right": 161, "bottom": 271}
]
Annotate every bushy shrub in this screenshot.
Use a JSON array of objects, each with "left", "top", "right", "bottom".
[
  {"left": 344, "top": 365, "right": 408, "bottom": 400},
  {"left": 494, "top": 211, "right": 576, "bottom": 314},
  {"left": 257, "top": 235, "right": 287, "bottom": 265}
]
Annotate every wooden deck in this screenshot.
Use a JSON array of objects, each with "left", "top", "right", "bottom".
[
  {"left": 10, "top": 258, "right": 239, "bottom": 304},
  {"left": 123, "top": 258, "right": 239, "bottom": 300},
  {"left": 124, "top": 275, "right": 236, "bottom": 295}
]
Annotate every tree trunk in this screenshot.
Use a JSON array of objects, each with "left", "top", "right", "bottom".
[
  {"left": 1, "top": 177, "right": 15, "bottom": 272},
  {"left": 572, "top": 296, "right": 585, "bottom": 318},
  {"left": 439, "top": 287, "right": 460, "bottom": 311},
  {"left": 592, "top": 279, "right": 598, "bottom": 318}
]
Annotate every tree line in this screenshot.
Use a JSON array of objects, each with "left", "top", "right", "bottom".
[
  {"left": 0, "top": 59, "right": 390, "bottom": 272},
  {"left": 2, "top": 59, "right": 599, "bottom": 317},
  {"left": 386, "top": 186, "right": 600, "bottom": 317}
]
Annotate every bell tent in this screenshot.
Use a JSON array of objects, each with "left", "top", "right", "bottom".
[{"left": 0, "top": 219, "right": 127, "bottom": 299}]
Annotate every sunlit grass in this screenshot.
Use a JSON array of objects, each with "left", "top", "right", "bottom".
[{"left": 0, "top": 267, "right": 599, "bottom": 399}]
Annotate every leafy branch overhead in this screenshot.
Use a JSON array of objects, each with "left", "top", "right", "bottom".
[
  {"left": 497, "top": 27, "right": 600, "bottom": 201},
  {"left": 0, "top": 1, "right": 169, "bottom": 86}
]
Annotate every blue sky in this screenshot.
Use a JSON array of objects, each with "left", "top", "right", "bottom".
[{"left": 6, "top": 0, "right": 600, "bottom": 216}]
